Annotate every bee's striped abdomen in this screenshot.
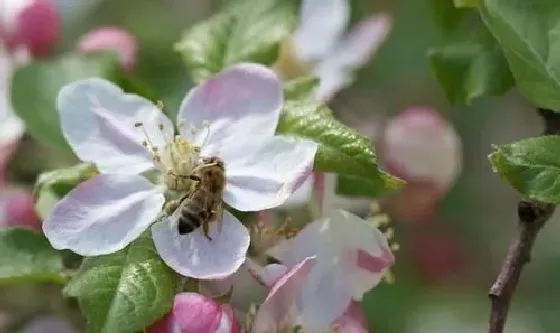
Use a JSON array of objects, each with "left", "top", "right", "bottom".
[{"left": 178, "top": 209, "right": 201, "bottom": 235}]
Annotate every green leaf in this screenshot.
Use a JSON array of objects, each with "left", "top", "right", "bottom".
[
  {"left": 175, "top": 0, "right": 299, "bottom": 82},
  {"left": 430, "top": 0, "right": 470, "bottom": 31},
  {"left": 337, "top": 173, "right": 405, "bottom": 197},
  {"left": 284, "top": 76, "right": 319, "bottom": 101},
  {"left": 34, "top": 163, "right": 99, "bottom": 220},
  {"left": 429, "top": 28, "right": 513, "bottom": 104},
  {"left": 454, "top": 0, "right": 479, "bottom": 7},
  {"left": 0, "top": 228, "right": 64, "bottom": 284},
  {"left": 489, "top": 136, "right": 560, "bottom": 203},
  {"left": 64, "top": 233, "right": 178, "bottom": 333},
  {"left": 277, "top": 101, "right": 404, "bottom": 196},
  {"left": 11, "top": 53, "right": 121, "bottom": 151},
  {"left": 480, "top": 0, "right": 560, "bottom": 110}
]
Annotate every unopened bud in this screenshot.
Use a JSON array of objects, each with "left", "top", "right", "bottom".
[
  {"left": 381, "top": 106, "right": 462, "bottom": 196},
  {"left": 1, "top": 0, "right": 61, "bottom": 57},
  {"left": 76, "top": 26, "right": 138, "bottom": 73}
]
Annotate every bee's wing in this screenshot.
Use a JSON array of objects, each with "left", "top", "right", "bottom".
[{"left": 169, "top": 201, "right": 186, "bottom": 230}]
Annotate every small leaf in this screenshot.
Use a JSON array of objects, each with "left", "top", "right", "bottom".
[
  {"left": 284, "top": 76, "right": 319, "bottom": 101},
  {"left": 277, "top": 101, "right": 404, "bottom": 196},
  {"left": 0, "top": 228, "right": 64, "bottom": 284},
  {"left": 489, "top": 136, "right": 560, "bottom": 203},
  {"left": 64, "top": 233, "right": 178, "bottom": 333},
  {"left": 175, "top": 0, "right": 299, "bottom": 82},
  {"left": 34, "top": 163, "right": 99, "bottom": 220},
  {"left": 429, "top": 28, "right": 513, "bottom": 104},
  {"left": 480, "top": 0, "right": 560, "bottom": 110},
  {"left": 11, "top": 53, "right": 121, "bottom": 151}
]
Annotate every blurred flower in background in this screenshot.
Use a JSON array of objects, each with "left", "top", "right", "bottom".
[
  {"left": 380, "top": 106, "right": 462, "bottom": 223},
  {"left": 19, "top": 315, "right": 78, "bottom": 333},
  {"left": 0, "top": 0, "right": 60, "bottom": 230},
  {"left": 275, "top": 0, "right": 392, "bottom": 102},
  {"left": 77, "top": 26, "right": 138, "bottom": 73}
]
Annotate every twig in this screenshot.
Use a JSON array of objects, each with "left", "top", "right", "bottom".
[{"left": 487, "top": 108, "right": 560, "bottom": 333}]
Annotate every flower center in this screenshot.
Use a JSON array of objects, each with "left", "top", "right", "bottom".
[
  {"left": 134, "top": 118, "right": 210, "bottom": 193},
  {"left": 273, "top": 39, "right": 313, "bottom": 80}
]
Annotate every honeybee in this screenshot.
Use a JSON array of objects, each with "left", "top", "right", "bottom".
[{"left": 175, "top": 156, "right": 226, "bottom": 240}]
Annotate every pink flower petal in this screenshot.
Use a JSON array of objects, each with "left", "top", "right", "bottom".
[
  {"left": 174, "top": 293, "right": 222, "bottom": 333},
  {"left": 1, "top": 188, "right": 39, "bottom": 229},
  {"left": 252, "top": 257, "right": 316, "bottom": 333},
  {"left": 77, "top": 26, "right": 138, "bottom": 73},
  {"left": 333, "top": 302, "right": 369, "bottom": 333},
  {"left": 159, "top": 293, "right": 240, "bottom": 333}
]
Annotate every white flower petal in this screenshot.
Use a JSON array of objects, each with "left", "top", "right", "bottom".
[
  {"left": 0, "top": 47, "right": 25, "bottom": 145},
  {"left": 298, "top": 262, "right": 352, "bottom": 332},
  {"left": 268, "top": 216, "right": 331, "bottom": 267},
  {"left": 279, "top": 175, "right": 314, "bottom": 209},
  {"left": 43, "top": 173, "right": 164, "bottom": 256},
  {"left": 313, "top": 14, "right": 392, "bottom": 102},
  {"left": 329, "top": 14, "right": 392, "bottom": 70},
  {"left": 312, "top": 63, "right": 352, "bottom": 102},
  {"left": 269, "top": 210, "right": 392, "bottom": 267},
  {"left": 152, "top": 210, "right": 250, "bottom": 279},
  {"left": 343, "top": 246, "right": 393, "bottom": 300},
  {"left": 252, "top": 257, "right": 316, "bottom": 333},
  {"left": 58, "top": 78, "right": 173, "bottom": 174},
  {"left": 292, "top": 0, "right": 349, "bottom": 61},
  {"left": 177, "top": 63, "right": 282, "bottom": 152},
  {"left": 221, "top": 136, "right": 317, "bottom": 211}
]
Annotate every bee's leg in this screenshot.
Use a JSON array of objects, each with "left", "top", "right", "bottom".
[
  {"left": 202, "top": 220, "right": 212, "bottom": 241},
  {"left": 188, "top": 174, "right": 201, "bottom": 182}
]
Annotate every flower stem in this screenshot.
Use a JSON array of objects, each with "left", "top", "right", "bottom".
[{"left": 487, "top": 108, "right": 560, "bottom": 333}]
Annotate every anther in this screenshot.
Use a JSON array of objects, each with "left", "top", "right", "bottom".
[
  {"left": 142, "top": 140, "right": 148, "bottom": 147},
  {"left": 134, "top": 121, "right": 143, "bottom": 127},
  {"left": 390, "top": 243, "right": 400, "bottom": 252},
  {"left": 158, "top": 123, "right": 164, "bottom": 131}
]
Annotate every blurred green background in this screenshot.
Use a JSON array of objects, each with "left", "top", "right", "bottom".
[{"left": 4, "top": 0, "right": 560, "bottom": 332}]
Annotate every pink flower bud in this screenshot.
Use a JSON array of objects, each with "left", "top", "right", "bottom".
[
  {"left": 147, "top": 293, "right": 239, "bottom": 333},
  {"left": 76, "top": 26, "right": 138, "bottom": 73},
  {"left": 381, "top": 107, "right": 462, "bottom": 195},
  {"left": 1, "top": 0, "right": 61, "bottom": 57},
  {"left": 0, "top": 188, "right": 39, "bottom": 230}
]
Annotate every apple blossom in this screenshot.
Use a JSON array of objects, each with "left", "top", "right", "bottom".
[
  {"left": 268, "top": 210, "right": 393, "bottom": 332},
  {"left": 0, "top": 0, "right": 60, "bottom": 56},
  {"left": 275, "top": 0, "right": 392, "bottom": 102},
  {"left": 42, "top": 63, "right": 317, "bottom": 279},
  {"left": 77, "top": 26, "right": 138, "bottom": 73},
  {"left": 147, "top": 293, "right": 240, "bottom": 333}
]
